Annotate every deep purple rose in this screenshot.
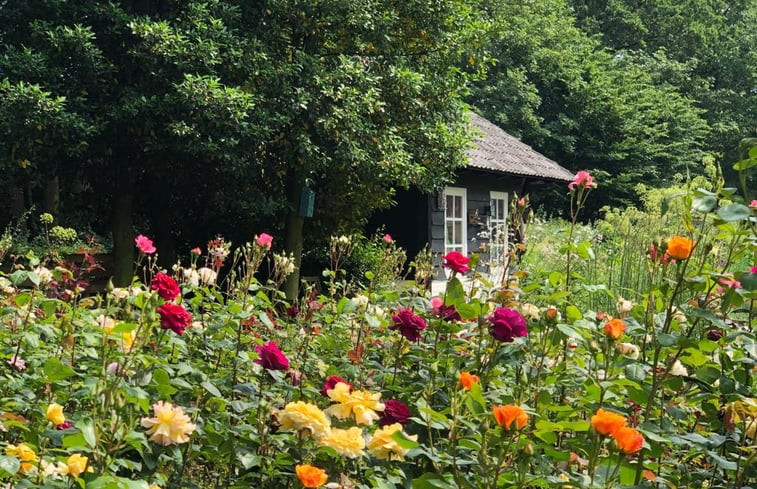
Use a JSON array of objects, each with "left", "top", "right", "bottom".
[
  {"left": 706, "top": 329, "right": 723, "bottom": 341},
  {"left": 157, "top": 303, "right": 192, "bottom": 335},
  {"left": 254, "top": 341, "right": 290, "bottom": 371},
  {"left": 390, "top": 308, "right": 427, "bottom": 342},
  {"left": 436, "top": 304, "right": 462, "bottom": 322},
  {"left": 379, "top": 399, "right": 411, "bottom": 426},
  {"left": 488, "top": 307, "right": 528, "bottom": 342},
  {"left": 320, "top": 375, "right": 352, "bottom": 397}
]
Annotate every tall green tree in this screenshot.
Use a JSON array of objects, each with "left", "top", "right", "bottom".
[
  {"left": 470, "top": 0, "right": 710, "bottom": 212},
  {"left": 571, "top": 0, "right": 757, "bottom": 165},
  {"left": 1, "top": 1, "right": 487, "bottom": 293}
]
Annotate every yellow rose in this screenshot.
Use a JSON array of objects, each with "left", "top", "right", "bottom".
[
  {"left": 46, "top": 403, "right": 66, "bottom": 425},
  {"left": 5, "top": 443, "right": 38, "bottom": 473},
  {"left": 324, "top": 382, "right": 384, "bottom": 426},
  {"left": 278, "top": 402, "right": 331, "bottom": 440},
  {"left": 319, "top": 427, "right": 365, "bottom": 458},
  {"left": 368, "top": 423, "right": 417, "bottom": 461},
  {"left": 65, "top": 453, "right": 92, "bottom": 477}
]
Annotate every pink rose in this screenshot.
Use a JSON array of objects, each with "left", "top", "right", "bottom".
[
  {"left": 430, "top": 297, "right": 444, "bottom": 310},
  {"left": 383, "top": 234, "right": 393, "bottom": 243},
  {"left": 150, "top": 273, "right": 180, "bottom": 301},
  {"left": 442, "top": 251, "right": 470, "bottom": 275},
  {"left": 157, "top": 303, "right": 192, "bottom": 335},
  {"left": 750, "top": 200, "right": 757, "bottom": 208},
  {"left": 190, "top": 247, "right": 202, "bottom": 256},
  {"left": 488, "top": 307, "right": 528, "bottom": 342},
  {"left": 568, "top": 170, "right": 596, "bottom": 190},
  {"left": 135, "top": 235, "right": 156, "bottom": 254},
  {"left": 390, "top": 308, "right": 427, "bottom": 342},
  {"left": 255, "top": 233, "right": 273, "bottom": 250},
  {"left": 751, "top": 266, "right": 757, "bottom": 274},
  {"left": 254, "top": 341, "right": 289, "bottom": 371}
]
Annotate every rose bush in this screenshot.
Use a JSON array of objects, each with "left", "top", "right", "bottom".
[{"left": 0, "top": 170, "right": 754, "bottom": 489}]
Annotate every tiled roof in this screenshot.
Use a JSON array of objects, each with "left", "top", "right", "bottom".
[{"left": 466, "top": 112, "right": 574, "bottom": 182}]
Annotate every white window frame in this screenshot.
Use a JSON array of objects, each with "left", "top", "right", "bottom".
[
  {"left": 489, "top": 191, "right": 508, "bottom": 265},
  {"left": 444, "top": 187, "right": 467, "bottom": 256}
]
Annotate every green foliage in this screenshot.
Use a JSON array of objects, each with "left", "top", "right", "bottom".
[
  {"left": 470, "top": 0, "right": 745, "bottom": 214},
  {"left": 0, "top": 176, "right": 755, "bottom": 487},
  {"left": 571, "top": 0, "right": 757, "bottom": 164},
  {"left": 0, "top": 0, "right": 490, "bottom": 259}
]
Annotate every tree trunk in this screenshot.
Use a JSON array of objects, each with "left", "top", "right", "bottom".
[
  {"left": 283, "top": 179, "right": 305, "bottom": 301},
  {"left": 112, "top": 172, "right": 134, "bottom": 286},
  {"left": 150, "top": 177, "right": 176, "bottom": 267},
  {"left": 42, "top": 175, "right": 60, "bottom": 217}
]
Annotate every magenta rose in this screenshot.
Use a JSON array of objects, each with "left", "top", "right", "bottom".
[
  {"left": 150, "top": 273, "right": 180, "bottom": 301},
  {"left": 320, "top": 375, "right": 352, "bottom": 397},
  {"left": 255, "top": 233, "right": 273, "bottom": 250},
  {"left": 568, "top": 170, "right": 596, "bottom": 190},
  {"left": 379, "top": 399, "right": 411, "bottom": 426},
  {"left": 442, "top": 251, "right": 470, "bottom": 274},
  {"left": 157, "top": 303, "right": 192, "bottom": 335},
  {"left": 134, "top": 234, "right": 156, "bottom": 254},
  {"left": 390, "top": 308, "right": 427, "bottom": 342},
  {"left": 488, "top": 307, "right": 527, "bottom": 342},
  {"left": 254, "top": 341, "right": 290, "bottom": 371}
]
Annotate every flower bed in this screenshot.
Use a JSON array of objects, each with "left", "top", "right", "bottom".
[{"left": 0, "top": 180, "right": 755, "bottom": 489}]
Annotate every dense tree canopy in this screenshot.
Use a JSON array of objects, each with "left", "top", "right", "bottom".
[
  {"left": 1, "top": 0, "right": 754, "bottom": 280},
  {"left": 470, "top": 0, "right": 715, "bottom": 211},
  {"left": 0, "top": 0, "right": 488, "bottom": 285}
]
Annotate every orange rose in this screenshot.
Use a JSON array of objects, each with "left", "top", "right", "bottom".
[
  {"left": 591, "top": 408, "right": 626, "bottom": 436},
  {"left": 667, "top": 236, "right": 694, "bottom": 260},
  {"left": 295, "top": 464, "right": 328, "bottom": 488},
  {"left": 612, "top": 426, "right": 644, "bottom": 454},
  {"left": 458, "top": 372, "right": 479, "bottom": 391},
  {"left": 603, "top": 319, "right": 626, "bottom": 340},
  {"left": 493, "top": 405, "right": 528, "bottom": 430}
]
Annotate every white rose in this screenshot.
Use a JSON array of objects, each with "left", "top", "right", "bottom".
[
  {"left": 33, "top": 266, "right": 53, "bottom": 284},
  {"left": 670, "top": 360, "right": 688, "bottom": 377},
  {"left": 197, "top": 267, "right": 217, "bottom": 285},
  {"left": 111, "top": 288, "right": 129, "bottom": 300},
  {"left": 183, "top": 268, "right": 199, "bottom": 286},
  {"left": 616, "top": 296, "right": 632, "bottom": 314},
  {"left": 616, "top": 342, "right": 640, "bottom": 360},
  {"left": 520, "top": 303, "right": 540, "bottom": 321}
]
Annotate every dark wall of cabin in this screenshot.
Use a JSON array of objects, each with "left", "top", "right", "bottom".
[
  {"left": 429, "top": 170, "right": 525, "bottom": 277},
  {"left": 366, "top": 188, "right": 430, "bottom": 264},
  {"left": 368, "top": 170, "right": 541, "bottom": 280}
]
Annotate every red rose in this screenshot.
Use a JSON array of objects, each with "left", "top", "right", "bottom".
[
  {"left": 157, "top": 303, "right": 192, "bottom": 335},
  {"left": 254, "top": 341, "right": 290, "bottom": 371},
  {"left": 442, "top": 251, "right": 470, "bottom": 274},
  {"left": 390, "top": 308, "right": 427, "bottom": 342},
  {"left": 320, "top": 375, "right": 352, "bottom": 397},
  {"left": 150, "top": 273, "right": 180, "bottom": 301},
  {"left": 379, "top": 399, "right": 411, "bottom": 426},
  {"left": 488, "top": 307, "right": 527, "bottom": 342}
]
